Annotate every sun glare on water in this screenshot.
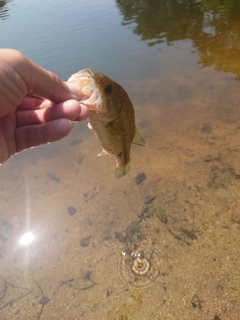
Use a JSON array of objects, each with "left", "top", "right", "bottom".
[{"left": 20, "top": 232, "right": 35, "bottom": 245}]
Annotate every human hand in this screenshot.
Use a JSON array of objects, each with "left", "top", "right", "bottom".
[{"left": 0, "top": 49, "right": 89, "bottom": 164}]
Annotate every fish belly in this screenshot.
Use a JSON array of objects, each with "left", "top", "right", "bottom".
[{"left": 88, "top": 113, "right": 132, "bottom": 178}]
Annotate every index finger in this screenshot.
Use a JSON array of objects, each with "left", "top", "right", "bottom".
[
  {"left": 16, "top": 50, "right": 82, "bottom": 102},
  {"left": 0, "top": 49, "right": 83, "bottom": 117}
]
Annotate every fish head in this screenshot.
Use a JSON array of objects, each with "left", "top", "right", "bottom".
[{"left": 68, "top": 69, "right": 123, "bottom": 121}]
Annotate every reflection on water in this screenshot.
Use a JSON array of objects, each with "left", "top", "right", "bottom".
[
  {"left": 116, "top": 0, "right": 203, "bottom": 45},
  {"left": 19, "top": 232, "right": 35, "bottom": 245},
  {"left": 117, "top": 0, "right": 240, "bottom": 79},
  {"left": 1, "top": 0, "right": 240, "bottom": 319},
  {"left": 0, "top": 0, "right": 10, "bottom": 19}
]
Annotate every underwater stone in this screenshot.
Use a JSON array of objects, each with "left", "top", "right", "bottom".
[{"left": 135, "top": 172, "right": 146, "bottom": 185}]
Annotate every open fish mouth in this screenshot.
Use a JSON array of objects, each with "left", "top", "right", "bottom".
[{"left": 67, "top": 68, "right": 101, "bottom": 110}]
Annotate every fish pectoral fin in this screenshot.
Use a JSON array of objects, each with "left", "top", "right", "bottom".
[
  {"left": 98, "top": 149, "right": 110, "bottom": 157},
  {"left": 132, "top": 129, "right": 146, "bottom": 146},
  {"left": 87, "top": 122, "right": 93, "bottom": 130},
  {"left": 115, "top": 162, "right": 131, "bottom": 179}
]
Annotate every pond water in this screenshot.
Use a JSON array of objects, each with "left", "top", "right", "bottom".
[{"left": 1, "top": 0, "right": 240, "bottom": 319}]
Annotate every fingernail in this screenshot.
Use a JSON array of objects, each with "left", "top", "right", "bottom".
[{"left": 66, "top": 83, "right": 82, "bottom": 100}]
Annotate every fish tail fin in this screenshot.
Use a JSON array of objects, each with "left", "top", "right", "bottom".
[{"left": 115, "top": 162, "right": 131, "bottom": 179}]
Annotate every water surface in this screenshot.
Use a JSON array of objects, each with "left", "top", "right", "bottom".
[{"left": 1, "top": 1, "right": 240, "bottom": 319}]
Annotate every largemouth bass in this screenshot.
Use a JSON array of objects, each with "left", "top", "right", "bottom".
[{"left": 68, "top": 69, "right": 146, "bottom": 179}]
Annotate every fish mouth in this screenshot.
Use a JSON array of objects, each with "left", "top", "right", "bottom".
[{"left": 67, "top": 68, "right": 101, "bottom": 110}]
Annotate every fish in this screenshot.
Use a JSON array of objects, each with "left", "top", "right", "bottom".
[{"left": 67, "top": 69, "right": 146, "bottom": 179}]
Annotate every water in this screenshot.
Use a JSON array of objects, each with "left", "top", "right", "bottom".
[{"left": 1, "top": 0, "right": 240, "bottom": 319}]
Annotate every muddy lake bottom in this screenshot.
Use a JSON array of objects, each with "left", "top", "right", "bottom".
[{"left": 0, "top": 63, "right": 240, "bottom": 319}]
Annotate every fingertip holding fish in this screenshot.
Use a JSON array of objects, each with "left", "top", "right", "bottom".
[
  {"left": 67, "top": 69, "right": 146, "bottom": 179},
  {"left": 66, "top": 82, "right": 83, "bottom": 100}
]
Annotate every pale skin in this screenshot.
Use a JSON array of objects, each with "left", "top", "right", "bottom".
[{"left": 0, "top": 49, "right": 89, "bottom": 164}]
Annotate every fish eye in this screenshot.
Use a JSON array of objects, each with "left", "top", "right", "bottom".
[{"left": 104, "top": 84, "right": 113, "bottom": 94}]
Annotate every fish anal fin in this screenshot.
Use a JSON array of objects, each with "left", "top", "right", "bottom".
[
  {"left": 98, "top": 149, "right": 110, "bottom": 157},
  {"left": 115, "top": 162, "right": 131, "bottom": 179},
  {"left": 132, "top": 129, "right": 146, "bottom": 146}
]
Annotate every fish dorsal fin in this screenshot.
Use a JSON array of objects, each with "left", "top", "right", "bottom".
[{"left": 132, "top": 129, "right": 146, "bottom": 146}]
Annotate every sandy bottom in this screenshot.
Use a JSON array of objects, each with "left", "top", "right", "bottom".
[{"left": 1, "top": 65, "right": 240, "bottom": 320}]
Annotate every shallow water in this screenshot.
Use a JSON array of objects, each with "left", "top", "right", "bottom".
[{"left": 1, "top": 1, "right": 240, "bottom": 319}]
